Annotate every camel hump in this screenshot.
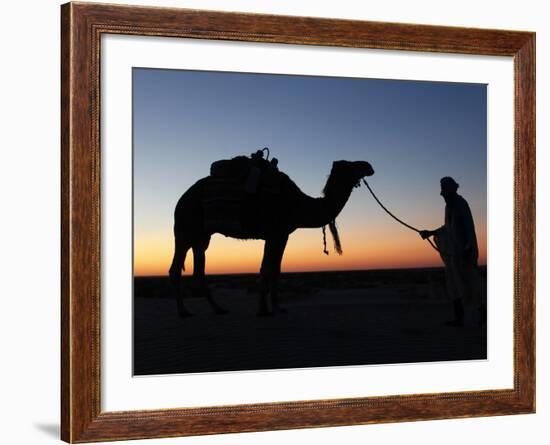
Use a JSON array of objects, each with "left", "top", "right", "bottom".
[
  {"left": 210, "top": 156, "right": 251, "bottom": 182},
  {"left": 210, "top": 155, "right": 283, "bottom": 193},
  {"left": 210, "top": 155, "right": 277, "bottom": 178}
]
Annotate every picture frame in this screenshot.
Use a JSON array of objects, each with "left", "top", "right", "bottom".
[{"left": 61, "top": 2, "right": 535, "bottom": 442}]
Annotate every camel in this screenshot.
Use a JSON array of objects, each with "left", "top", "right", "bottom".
[{"left": 168, "top": 160, "right": 374, "bottom": 317}]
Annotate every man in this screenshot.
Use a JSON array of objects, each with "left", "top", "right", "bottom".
[{"left": 420, "top": 177, "right": 485, "bottom": 327}]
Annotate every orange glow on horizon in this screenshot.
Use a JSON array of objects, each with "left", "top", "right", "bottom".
[{"left": 134, "top": 224, "right": 487, "bottom": 276}]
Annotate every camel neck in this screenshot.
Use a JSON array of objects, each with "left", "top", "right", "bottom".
[
  {"left": 295, "top": 177, "right": 355, "bottom": 229},
  {"left": 322, "top": 181, "right": 355, "bottom": 221}
]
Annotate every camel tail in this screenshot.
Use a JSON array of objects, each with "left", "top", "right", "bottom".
[{"left": 329, "top": 220, "right": 343, "bottom": 255}]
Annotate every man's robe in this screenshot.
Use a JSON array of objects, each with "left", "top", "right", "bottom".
[{"left": 433, "top": 195, "right": 483, "bottom": 304}]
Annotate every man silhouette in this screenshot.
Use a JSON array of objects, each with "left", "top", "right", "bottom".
[{"left": 420, "top": 177, "right": 485, "bottom": 327}]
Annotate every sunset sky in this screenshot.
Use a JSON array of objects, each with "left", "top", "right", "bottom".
[{"left": 133, "top": 68, "right": 487, "bottom": 276}]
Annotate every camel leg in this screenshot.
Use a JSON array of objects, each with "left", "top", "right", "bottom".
[
  {"left": 257, "top": 241, "right": 274, "bottom": 316},
  {"left": 257, "top": 235, "right": 288, "bottom": 316},
  {"left": 192, "top": 236, "right": 228, "bottom": 315},
  {"left": 257, "top": 272, "right": 272, "bottom": 316},
  {"left": 270, "top": 235, "right": 289, "bottom": 313},
  {"left": 169, "top": 236, "right": 193, "bottom": 318}
]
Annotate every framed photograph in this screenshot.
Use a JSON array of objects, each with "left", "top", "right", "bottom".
[{"left": 61, "top": 2, "right": 535, "bottom": 442}]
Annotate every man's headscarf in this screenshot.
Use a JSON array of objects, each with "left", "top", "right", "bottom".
[{"left": 440, "top": 176, "right": 459, "bottom": 192}]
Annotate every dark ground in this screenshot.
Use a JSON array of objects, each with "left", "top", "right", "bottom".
[{"left": 133, "top": 267, "right": 487, "bottom": 375}]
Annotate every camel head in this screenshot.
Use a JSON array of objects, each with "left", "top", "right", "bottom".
[
  {"left": 335, "top": 160, "right": 373, "bottom": 175},
  {"left": 323, "top": 160, "right": 375, "bottom": 194},
  {"left": 329, "top": 160, "right": 374, "bottom": 188},
  {"left": 321, "top": 160, "right": 374, "bottom": 256},
  {"left": 350, "top": 160, "right": 375, "bottom": 179}
]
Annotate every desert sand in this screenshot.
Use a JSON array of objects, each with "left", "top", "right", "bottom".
[{"left": 134, "top": 267, "right": 486, "bottom": 375}]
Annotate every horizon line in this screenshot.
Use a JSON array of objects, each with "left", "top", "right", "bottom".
[{"left": 134, "top": 263, "right": 488, "bottom": 278}]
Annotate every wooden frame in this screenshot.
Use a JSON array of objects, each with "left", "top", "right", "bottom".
[{"left": 61, "top": 2, "right": 535, "bottom": 442}]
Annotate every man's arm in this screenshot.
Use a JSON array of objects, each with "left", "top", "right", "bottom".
[{"left": 419, "top": 226, "right": 444, "bottom": 239}]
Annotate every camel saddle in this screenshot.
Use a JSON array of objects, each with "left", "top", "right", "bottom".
[
  {"left": 204, "top": 156, "right": 284, "bottom": 233},
  {"left": 210, "top": 155, "right": 282, "bottom": 194}
]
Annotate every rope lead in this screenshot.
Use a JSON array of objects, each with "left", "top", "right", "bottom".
[{"left": 362, "top": 179, "right": 439, "bottom": 252}]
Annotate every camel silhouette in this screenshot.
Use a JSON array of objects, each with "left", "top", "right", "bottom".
[{"left": 168, "top": 160, "right": 375, "bottom": 317}]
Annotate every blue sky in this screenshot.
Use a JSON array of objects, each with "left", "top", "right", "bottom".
[{"left": 133, "top": 68, "right": 487, "bottom": 274}]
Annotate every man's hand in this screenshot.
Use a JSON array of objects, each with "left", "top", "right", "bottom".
[{"left": 419, "top": 230, "right": 432, "bottom": 240}]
